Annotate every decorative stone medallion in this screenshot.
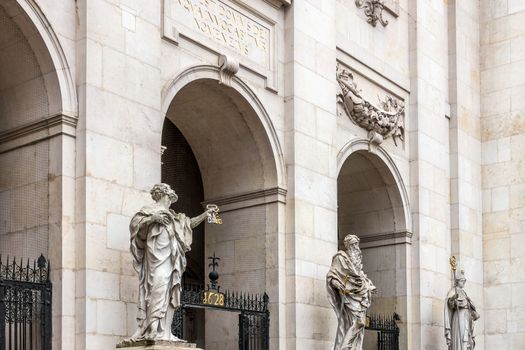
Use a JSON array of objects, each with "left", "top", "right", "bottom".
[{"left": 355, "top": 0, "right": 389, "bottom": 27}]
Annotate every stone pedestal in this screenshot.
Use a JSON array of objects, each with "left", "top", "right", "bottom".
[{"left": 116, "top": 340, "right": 203, "bottom": 350}]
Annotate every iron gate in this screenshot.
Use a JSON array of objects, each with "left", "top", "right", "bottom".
[
  {"left": 0, "top": 255, "right": 52, "bottom": 350},
  {"left": 365, "top": 313, "right": 400, "bottom": 350},
  {"left": 172, "top": 254, "right": 269, "bottom": 350}
]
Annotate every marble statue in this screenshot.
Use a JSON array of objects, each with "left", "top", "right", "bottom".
[
  {"left": 125, "top": 183, "right": 214, "bottom": 343},
  {"left": 326, "top": 234, "right": 376, "bottom": 350},
  {"left": 444, "top": 268, "right": 480, "bottom": 350}
]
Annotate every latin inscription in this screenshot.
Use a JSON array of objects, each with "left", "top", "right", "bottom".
[{"left": 170, "top": 0, "right": 271, "bottom": 68}]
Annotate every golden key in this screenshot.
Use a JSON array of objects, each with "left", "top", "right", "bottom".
[{"left": 206, "top": 204, "right": 223, "bottom": 225}]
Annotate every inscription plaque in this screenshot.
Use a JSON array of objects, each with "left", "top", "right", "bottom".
[{"left": 164, "top": 0, "right": 274, "bottom": 71}]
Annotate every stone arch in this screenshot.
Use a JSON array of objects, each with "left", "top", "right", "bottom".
[
  {"left": 0, "top": 0, "right": 77, "bottom": 258},
  {"left": 161, "top": 64, "right": 285, "bottom": 190},
  {"left": 336, "top": 138, "right": 411, "bottom": 349},
  {"left": 12, "top": 0, "right": 77, "bottom": 117},
  {"left": 337, "top": 138, "right": 411, "bottom": 234},
  {"left": 161, "top": 66, "right": 285, "bottom": 348},
  {"left": 0, "top": 3, "right": 77, "bottom": 347}
]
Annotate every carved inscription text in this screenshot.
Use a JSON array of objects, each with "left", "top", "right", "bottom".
[{"left": 172, "top": 0, "right": 271, "bottom": 68}]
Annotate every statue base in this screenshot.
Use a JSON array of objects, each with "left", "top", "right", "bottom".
[{"left": 116, "top": 340, "right": 203, "bottom": 350}]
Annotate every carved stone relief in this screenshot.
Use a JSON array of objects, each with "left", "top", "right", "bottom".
[
  {"left": 355, "top": 0, "right": 389, "bottom": 27},
  {"left": 336, "top": 64, "right": 405, "bottom": 146},
  {"left": 218, "top": 54, "right": 239, "bottom": 86}
]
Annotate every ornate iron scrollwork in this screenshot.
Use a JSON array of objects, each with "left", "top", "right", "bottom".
[
  {"left": 355, "top": 0, "right": 389, "bottom": 27},
  {"left": 337, "top": 64, "right": 405, "bottom": 146},
  {"left": 1, "top": 255, "right": 52, "bottom": 349}
]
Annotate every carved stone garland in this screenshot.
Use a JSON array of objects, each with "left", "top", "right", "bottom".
[
  {"left": 355, "top": 0, "right": 388, "bottom": 27},
  {"left": 336, "top": 65, "right": 405, "bottom": 146}
]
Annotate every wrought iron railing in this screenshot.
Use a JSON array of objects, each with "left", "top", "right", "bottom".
[
  {"left": 172, "top": 254, "right": 269, "bottom": 350},
  {"left": 0, "top": 255, "right": 52, "bottom": 350},
  {"left": 366, "top": 313, "right": 400, "bottom": 350},
  {"left": 179, "top": 283, "right": 269, "bottom": 313}
]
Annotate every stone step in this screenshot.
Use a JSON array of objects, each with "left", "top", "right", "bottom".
[{"left": 116, "top": 340, "right": 203, "bottom": 350}]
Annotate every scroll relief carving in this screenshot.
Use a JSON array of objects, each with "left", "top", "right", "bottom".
[
  {"left": 355, "top": 0, "right": 389, "bottom": 27},
  {"left": 218, "top": 54, "right": 239, "bottom": 86},
  {"left": 337, "top": 65, "right": 405, "bottom": 146}
]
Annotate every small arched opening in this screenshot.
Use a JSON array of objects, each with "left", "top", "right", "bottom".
[{"left": 337, "top": 148, "right": 410, "bottom": 349}]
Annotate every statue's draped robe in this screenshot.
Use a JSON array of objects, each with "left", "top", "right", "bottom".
[
  {"left": 444, "top": 288, "right": 479, "bottom": 350},
  {"left": 326, "top": 251, "right": 375, "bottom": 350},
  {"left": 130, "top": 205, "right": 193, "bottom": 340}
]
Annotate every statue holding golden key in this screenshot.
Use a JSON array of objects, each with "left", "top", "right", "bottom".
[{"left": 118, "top": 183, "right": 222, "bottom": 348}]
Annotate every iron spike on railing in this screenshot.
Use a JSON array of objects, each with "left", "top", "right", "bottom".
[
  {"left": 12, "top": 256, "right": 16, "bottom": 279},
  {"left": 37, "top": 254, "right": 46, "bottom": 268},
  {"left": 25, "top": 258, "right": 30, "bottom": 281}
]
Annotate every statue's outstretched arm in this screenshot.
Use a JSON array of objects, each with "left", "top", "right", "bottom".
[{"left": 190, "top": 210, "right": 209, "bottom": 229}]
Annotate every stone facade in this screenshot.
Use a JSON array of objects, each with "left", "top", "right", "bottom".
[
  {"left": 0, "top": 0, "right": 524, "bottom": 349},
  {"left": 481, "top": 1, "right": 525, "bottom": 348}
]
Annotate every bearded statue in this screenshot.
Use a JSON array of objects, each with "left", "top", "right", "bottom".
[{"left": 326, "top": 234, "right": 376, "bottom": 350}]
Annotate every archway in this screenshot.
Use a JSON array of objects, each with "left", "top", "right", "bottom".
[
  {"left": 337, "top": 146, "right": 410, "bottom": 349},
  {"left": 0, "top": 0, "right": 74, "bottom": 259},
  {"left": 0, "top": 1, "right": 77, "bottom": 348},
  {"left": 162, "top": 75, "right": 282, "bottom": 349}
]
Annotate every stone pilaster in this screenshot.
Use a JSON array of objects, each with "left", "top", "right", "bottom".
[
  {"left": 284, "top": 1, "right": 339, "bottom": 348},
  {"left": 75, "top": 0, "right": 162, "bottom": 348},
  {"left": 481, "top": 2, "right": 525, "bottom": 348}
]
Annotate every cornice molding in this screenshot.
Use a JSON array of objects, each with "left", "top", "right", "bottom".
[
  {"left": 359, "top": 230, "right": 412, "bottom": 249},
  {"left": 0, "top": 114, "right": 78, "bottom": 153},
  {"left": 203, "top": 187, "right": 287, "bottom": 212},
  {"left": 264, "top": 0, "right": 291, "bottom": 8}
]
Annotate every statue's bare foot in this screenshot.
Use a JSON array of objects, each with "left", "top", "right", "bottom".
[
  {"left": 142, "top": 321, "right": 159, "bottom": 341},
  {"left": 123, "top": 328, "right": 144, "bottom": 343},
  {"left": 170, "top": 335, "right": 186, "bottom": 342},
  {"left": 156, "top": 331, "right": 186, "bottom": 342}
]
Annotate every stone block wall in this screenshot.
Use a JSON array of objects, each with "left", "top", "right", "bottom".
[
  {"left": 0, "top": 142, "right": 49, "bottom": 259},
  {"left": 448, "top": 0, "right": 484, "bottom": 347},
  {"left": 481, "top": 1, "right": 525, "bottom": 348},
  {"left": 4, "top": 0, "right": 525, "bottom": 348},
  {"left": 74, "top": 0, "right": 162, "bottom": 348}
]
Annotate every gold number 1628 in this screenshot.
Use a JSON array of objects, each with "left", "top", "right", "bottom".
[{"left": 203, "top": 291, "right": 225, "bottom": 307}]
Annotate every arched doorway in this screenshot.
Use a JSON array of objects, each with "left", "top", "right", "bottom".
[
  {"left": 0, "top": 1, "right": 77, "bottom": 348},
  {"left": 337, "top": 148, "right": 410, "bottom": 349},
  {"left": 162, "top": 76, "right": 282, "bottom": 349},
  {"left": 0, "top": 1, "right": 70, "bottom": 260}
]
